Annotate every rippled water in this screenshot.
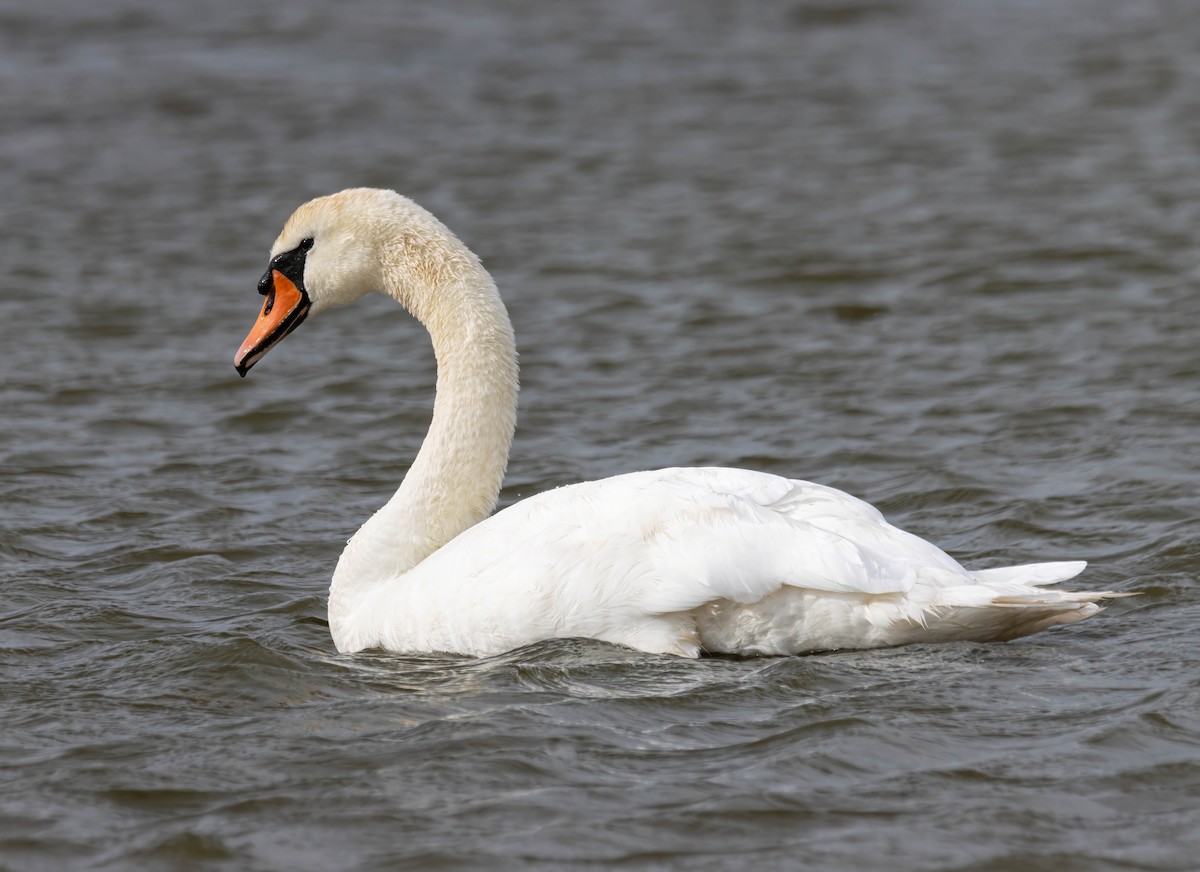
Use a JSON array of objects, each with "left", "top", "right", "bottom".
[{"left": 2, "top": 1, "right": 1198, "bottom": 869}]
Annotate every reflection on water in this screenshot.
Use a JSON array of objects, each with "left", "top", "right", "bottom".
[{"left": 1, "top": 1, "right": 1198, "bottom": 869}]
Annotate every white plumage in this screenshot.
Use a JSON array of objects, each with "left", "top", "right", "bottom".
[{"left": 233, "top": 188, "right": 1124, "bottom": 658}]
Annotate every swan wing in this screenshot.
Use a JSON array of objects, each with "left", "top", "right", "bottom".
[{"left": 609, "top": 467, "right": 968, "bottom": 612}]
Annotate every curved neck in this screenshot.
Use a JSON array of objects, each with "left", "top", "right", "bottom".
[{"left": 329, "top": 239, "right": 518, "bottom": 635}]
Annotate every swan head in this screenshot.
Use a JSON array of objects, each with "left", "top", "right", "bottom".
[{"left": 234, "top": 188, "right": 436, "bottom": 376}]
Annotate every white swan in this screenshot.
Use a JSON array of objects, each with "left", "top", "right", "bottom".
[{"left": 234, "top": 188, "right": 1123, "bottom": 658}]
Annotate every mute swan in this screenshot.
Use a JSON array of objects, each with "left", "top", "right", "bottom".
[{"left": 234, "top": 188, "right": 1123, "bottom": 657}]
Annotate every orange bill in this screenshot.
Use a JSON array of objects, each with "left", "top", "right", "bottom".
[{"left": 234, "top": 270, "right": 310, "bottom": 376}]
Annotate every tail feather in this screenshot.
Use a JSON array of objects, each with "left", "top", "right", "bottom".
[
  {"left": 989, "top": 601, "right": 1103, "bottom": 640},
  {"left": 991, "top": 591, "right": 1136, "bottom": 606},
  {"left": 970, "top": 560, "right": 1087, "bottom": 587},
  {"left": 917, "top": 561, "right": 1134, "bottom": 643},
  {"left": 914, "top": 597, "right": 1105, "bottom": 643}
]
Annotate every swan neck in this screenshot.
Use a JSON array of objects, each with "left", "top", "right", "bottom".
[
  {"left": 329, "top": 232, "right": 518, "bottom": 641},
  {"left": 403, "top": 272, "right": 518, "bottom": 554}
]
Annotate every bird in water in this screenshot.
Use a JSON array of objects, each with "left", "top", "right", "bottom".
[{"left": 234, "top": 188, "right": 1124, "bottom": 657}]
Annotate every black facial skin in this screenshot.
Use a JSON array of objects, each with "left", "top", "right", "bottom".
[{"left": 258, "top": 236, "right": 314, "bottom": 295}]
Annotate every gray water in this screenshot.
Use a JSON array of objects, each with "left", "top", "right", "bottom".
[{"left": 2, "top": 1, "right": 1198, "bottom": 869}]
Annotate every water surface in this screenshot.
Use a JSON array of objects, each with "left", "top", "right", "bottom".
[{"left": 1, "top": 1, "right": 1198, "bottom": 869}]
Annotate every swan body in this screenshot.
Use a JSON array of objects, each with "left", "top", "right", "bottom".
[{"left": 234, "top": 188, "right": 1123, "bottom": 658}]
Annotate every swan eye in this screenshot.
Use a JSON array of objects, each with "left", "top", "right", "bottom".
[{"left": 300, "top": 237, "right": 314, "bottom": 251}]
